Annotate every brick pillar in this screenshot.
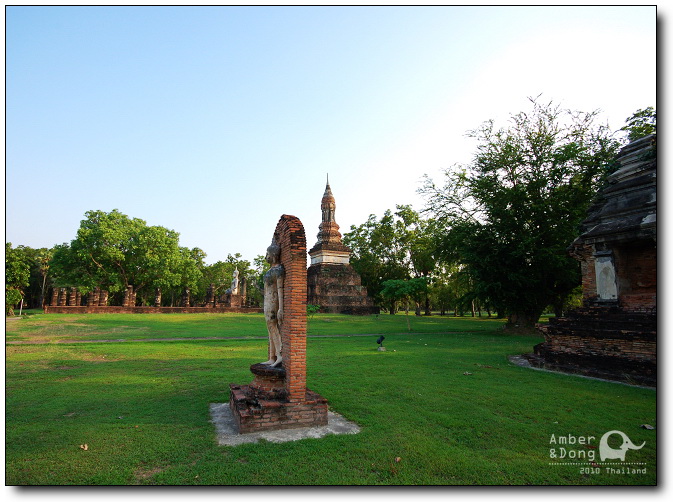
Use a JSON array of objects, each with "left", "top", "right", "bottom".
[
  {"left": 131, "top": 291, "right": 137, "bottom": 307},
  {"left": 68, "top": 288, "right": 77, "bottom": 306},
  {"left": 92, "top": 287, "right": 100, "bottom": 307},
  {"left": 123, "top": 286, "right": 133, "bottom": 307},
  {"left": 275, "top": 214, "right": 308, "bottom": 403},
  {"left": 182, "top": 288, "right": 190, "bottom": 307},
  {"left": 75, "top": 289, "right": 82, "bottom": 306},
  {"left": 51, "top": 288, "right": 59, "bottom": 306},
  {"left": 229, "top": 214, "right": 327, "bottom": 433},
  {"left": 570, "top": 243, "right": 598, "bottom": 303},
  {"left": 58, "top": 288, "right": 67, "bottom": 306},
  {"left": 154, "top": 288, "right": 162, "bottom": 307},
  {"left": 87, "top": 290, "right": 95, "bottom": 306},
  {"left": 240, "top": 277, "right": 247, "bottom": 306},
  {"left": 206, "top": 284, "right": 214, "bottom": 307},
  {"left": 99, "top": 290, "right": 108, "bottom": 306}
]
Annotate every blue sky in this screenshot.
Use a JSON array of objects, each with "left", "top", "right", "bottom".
[{"left": 5, "top": 5, "right": 657, "bottom": 264}]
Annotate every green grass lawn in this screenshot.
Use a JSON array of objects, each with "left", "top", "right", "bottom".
[
  {"left": 5, "top": 313, "right": 656, "bottom": 485},
  {"left": 5, "top": 311, "right": 505, "bottom": 342}
]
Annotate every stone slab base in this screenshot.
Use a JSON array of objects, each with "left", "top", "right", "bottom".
[
  {"left": 525, "top": 350, "right": 656, "bottom": 387},
  {"left": 210, "top": 403, "right": 360, "bottom": 446},
  {"left": 509, "top": 355, "right": 655, "bottom": 388},
  {"left": 229, "top": 384, "right": 328, "bottom": 434}
]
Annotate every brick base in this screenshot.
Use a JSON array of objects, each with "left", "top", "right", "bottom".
[
  {"left": 307, "top": 263, "right": 379, "bottom": 315},
  {"left": 533, "top": 305, "right": 656, "bottom": 386},
  {"left": 229, "top": 383, "right": 328, "bottom": 434}
]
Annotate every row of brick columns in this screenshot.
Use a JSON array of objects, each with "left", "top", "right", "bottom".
[
  {"left": 50, "top": 285, "right": 232, "bottom": 308},
  {"left": 50, "top": 287, "right": 109, "bottom": 307},
  {"left": 122, "top": 285, "right": 137, "bottom": 307}
]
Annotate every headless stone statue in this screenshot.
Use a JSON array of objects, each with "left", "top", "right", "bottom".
[{"left": 261, "top": 240, "right": 284, "bottom": 367}]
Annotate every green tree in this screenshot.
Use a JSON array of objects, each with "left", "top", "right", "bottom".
[
  {"left": 9, "top": 245, "right": 51, "bottom": 308},
  {"left": 380, "top": 278, "right": 428, "bottom": 329},
  {"left": 5, "top": 243, "right": 31, "bottom": 315},
  {"left": 166, "top": 247, "right": 204, "bottom": 306},
  {"left": 196, "top": 253, "right": 255, "bottom": 306},
  {"left": 344, "top": 205, "right": 436, "bottom": 313},
  {"left": 420, "top": 98, "right": 621, "bottom": 331},
  {"left": 34, "top": 248, "right": 53, "bottom": 308},
  {"left": 50, "top": 243, "right": 90, "bottom": 290},
  {"left": 50, "top": 209, "right": 200, "bottom": 306},
  {"left": 427, "top": 262, "right": 475, "bottom": 317},
  {"left": 620, "top": 106, "right": 656, "bottom": 142},
  {"left": 249, "top": 254, "right": 271, "bottom": 307}
]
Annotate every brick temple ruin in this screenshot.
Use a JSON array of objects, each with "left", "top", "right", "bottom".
[
  {"left": 306, "top": 179, "right": 379, "bottom": 315},
  {"left": 532, "top": 134, "right": 657, "bottom": 386},
  {"left": 43, "top": 283, "right": 260, "bottom": 314},
  {"left": 229, "top": 215, "right": 328, "bottom": 432}
]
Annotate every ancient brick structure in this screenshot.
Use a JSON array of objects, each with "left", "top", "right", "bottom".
[
  {"left": 50, "top": 288, "right": 59, "bottom": 307},
  {"left": 205, "top": 284, "right": 215, "bottom": 307},
  {"left": 306, "top": 179, "right": 379, "bottom": 315},
  {"left": 181, "top": 288, "right": 190, "bottom": 308},
  {"left": 44, "top": 282, "right": 261, "bottom": 314},
  {"left": 229, "top": 214, "right": 328, "bottom": 433},
  {"left": 122, "top": 286, "right": 133, "bottom": 307},
  {"left": 533, "top": 135, "right": 657, "bottom": 385},
  {"left": 44, "top": 305, "right": 262, "bottom": 314}
]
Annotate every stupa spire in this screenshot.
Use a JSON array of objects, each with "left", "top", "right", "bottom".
[{"left": 321, "top": 175, "right": 336, "bottom": 223}]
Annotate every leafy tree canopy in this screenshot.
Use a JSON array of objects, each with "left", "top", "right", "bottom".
[
  {"left": 343, "top": 205, "right": 438, "bottom": 305},
  {"left": 420, "top": 98, "right": 621, "bottom": 330},
  {"left": 50, "top": 209, "right": 201, "bottom": 303},
  {"left": 5, "top": 242, "right": 31, "bottom": 315},
  {"left": 620, "top": 106, "right": 656, "bottom": 142}
]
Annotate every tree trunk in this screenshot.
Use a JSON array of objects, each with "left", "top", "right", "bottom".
[
  {"left": 505, "top": 311, "right": 543, "bottom": 333},
  {"left": 389, "top": 300, "right": 396, "bottom": 315},
  {"left": 39, "top": 273, "right": 48, "bottom": 308},
  {"left": 424, "top": 295, "right": 431, "bottom": 316}
]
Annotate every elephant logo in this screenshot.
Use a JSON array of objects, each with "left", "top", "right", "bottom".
[{"left": 599, "top": 430, "right": 645, "bottom": 461}]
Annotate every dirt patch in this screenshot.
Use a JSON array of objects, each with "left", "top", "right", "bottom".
[
  {"left": 7, "top": 317, "right": 150, "bottom": 343},
  {"left": 134, "top": 465, "right": 166, "bottom": 484}
]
